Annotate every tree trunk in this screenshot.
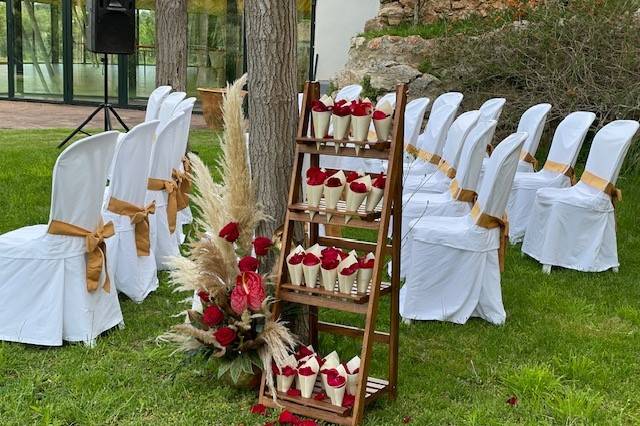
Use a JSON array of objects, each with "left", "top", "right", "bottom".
[
  {"left": 155, "top": 0, "right": 188, "bottom": 91},
  {"left": 245, "top": 0, "right": 298, "bottom": 248}
]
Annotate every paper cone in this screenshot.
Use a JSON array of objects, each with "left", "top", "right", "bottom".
[
  {"left": 374, "top": 115, "right": 393, "bottom": 141},
  {"left": 346, "top": 356, "right": 361, "bottom": 395},
  {"left": 306, "top": 184, "right": 324, "bottom": 220},
  {"left": 345, "top": 176, "right": 372, "bottom": 224},
  {"left": 366, "top": 186, "right": 384, "bottom": 212},
  {"left": 277, "top": 374, "right": 295, "bottom": 393},
  {"left": 357, "top": 268, "right": 373, "bottom": 293},
  {"left": 321, "top": 267, "right": 338, "bottom": 291},
  {"left": 303, "top": 263, "right": 321, "bottom": 289},
  {"left": 287, "top": 246, "right": 305, "bottom": 286},
  {"left": 306, "top": 244, "right": 323, "bottom": 257},
  {"left": 323, "top": 185, "right": 343, "bottom": 223},
  {"left": 320, "top": 352, "right": 340, "bottom": 392},
  {"left": 312, "top": 110, "right": 331, "bottom": 145},
  {"left": 298, "top": 357, "right": 320, "bottom": 398},
  {"left": 332, "top": 114, "right": 350, "bottom": 141},
  {"left": 338, "top": 272, "right": 356, "bottom": 294},
  {"left": 352, "top": 115, "right": 372, "bottom": 142},
  {"left": 329, "top": 383, "right": 346, "bottom": 406}
]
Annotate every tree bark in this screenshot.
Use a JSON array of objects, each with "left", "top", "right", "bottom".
[
  {"left": 155, "top": 0, "right": 188, "bottom": 91},
  {"left": 245, "top": 0, "right": 298, "bottom": 248}
]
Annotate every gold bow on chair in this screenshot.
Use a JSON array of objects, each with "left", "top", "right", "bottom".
[
  {"left": 148, "top": 178, "right": 178, "bottom": 233},
  {"left": 543, "top": 160, "right": 576, "bottom": 185},
  {"left": 172, "top": 168, "right": 192, "bottom": 212},
  {"left": 437, "top": 159, "right": 457, "bottom": 179},
  {"left": 449, "top": 179, "right": 477, "bottom": 203},
  {"left": 107, "top": 197, "right": 156, "bottom": 256},
  {"left": 405, "top": 144, "right": 419, "bottom": 157},
  {"left": 580, "top": 171, "right": 622, "bottom": 206},
  {"left": 47, "top": 220, "right": 115, "bottom": 292},
  {"left": 470, "top": 203, "right": 509, "bottom": 272},
  {"left": 520, "top": 151, "right": 539, "bottom": 170},
  {"left": 416, "top": 148, "right": 441, "bottom": 165}
]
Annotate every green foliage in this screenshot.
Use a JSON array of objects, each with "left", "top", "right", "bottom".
[
  {"left": 216, "top": 351, "right": 262, "bottom": 384},
  {"left": 430, "top": 0, "right": 640, "bottom": 171},
  {"left": 360, "top": 75, "right": 384, "bottom": 102}
]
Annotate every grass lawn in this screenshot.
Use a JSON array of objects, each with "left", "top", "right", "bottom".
[{"left": 1, "top": 128, "right": 640, "bottom": 425}]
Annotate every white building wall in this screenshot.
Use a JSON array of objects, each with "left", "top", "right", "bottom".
[{"left": 314, "top": 0, "right": 380, "bottom": 82}]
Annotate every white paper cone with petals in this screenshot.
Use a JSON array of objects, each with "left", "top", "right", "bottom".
[
  {"left": 357, "top": 253, "right": 375, "bottom": 293},
  {"left": 346, "top": 356, "right": 361, "bottom": 395},
  {"left": 286, "top": 245, "right": 305, "bottom": 286},
  {"left": 321, "top": 267, "right": 338, "bottom": 291},
  {"left": 366, "top": 186, "right": 384, "bottom": 212},
  {"left": 298, "top": 356, "right": 320, "bottom": 398},
  {"left": 345, "top": 175, "right": 372, "bottom": 224}
]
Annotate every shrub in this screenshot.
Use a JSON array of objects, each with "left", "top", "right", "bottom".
[{"left": 431, "top": 0, "right": 640, "bottom": 172}]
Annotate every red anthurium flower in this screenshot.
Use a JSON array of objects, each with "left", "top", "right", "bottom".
[
  {"left": 507, "top": 395, "right": 518, "bottom": 406},
  {"left": 230, "top": 271, "right": 266, "bottom": 314},
  {"left": 350, "top": 181, "right": 368, "bottom": 193},
  {"left": 327, "top": 374, "right": 346, "bottom": 387},
  {"left": 238, "top": 256, "right": 259, "bottom": 272},
  {"left": 325, "top": 177, "right": 343, "bottom": 188},
  {"left": 286, "top": 388, "right": 302, "bottom": 397},
  {"left": 197, "top": 290, "right": 210, "bottom": 304},
  {"left": 302, "top": 253, "right": 320, "bottom": 266},
  {"left": 311, "top": 100, "right": 330, "bottom": 112},
  {"left": 358, "top": 257, "right": 375, "bottom": 269},
  {"left": 250, "top": 403, "right": 267, "bottom": 416},
  {"left": 340, "top": 264, "right": 359, "bottom": 276},
  {"left": 253, "top": 236, "right": 272, "bottom": 256},
  {"left": 313, "top": 392, "right": 327, "bottom": 401},
  {"left": 278, "top": 410, "right": 300, "bottom": 425},
  {"left": 288, "top": 253, "right": 304, "bottom": 265},
  {"left": 345, "top": 171, "right": 361, "bottom": 183},
  {"left": 213, "top": 327, "right": 236, "bottom": 347},
  {"left": 298, "top": 366, "right": 315, "bottom": 376},
  {"left": 373, "top": 174, "right": 386, "bottom": 189},
  {"left": 202, "top": 305, "right": 224, "bottom": 327},
  {"left": 218, "top": 222, "right": 240, "bottom": 242},
  {"left": 342, "top": 393, "right": 356, "bottom": 408},
  {"left": 373, "top": 109, "right": 390, "bottom": 120}
]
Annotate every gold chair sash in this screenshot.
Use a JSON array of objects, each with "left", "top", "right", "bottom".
[
  {"left": 416, "top": 148, "right": 441, "bottom": 165},
  {"left": 172, "top": 168, "right": 192, "bottom": 212},
  {"left": 470, "top": 203, "right": 509, "bottom": 272},
  {"left": 107, "top": 197, "right": 156, "bottom": 256},
  {"left": 405, "top": 144, "right": 419, "bottom": 157},
  {"left": 437, "top": 159, "right": 457, "bottom": 179},
  {"left": 580, "top": 171, "right": 622, "bottom": 205},
  {"left": 520, "top": 151, "right": 539, "bottom": 170},
  {"left": 47, "top": 220, "right": 115, "bottom": 292},
  {"left": 449, "top": 179, "right": 477, "bottom": 203},
  {"left": 543, "top": 160, "right": 576, "bottom": 184},
  {"left": 148, "top": 178, "right": 178, "bottom": 233}
]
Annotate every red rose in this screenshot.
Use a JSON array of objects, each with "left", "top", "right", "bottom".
[
  {"left": 345, "top": 171, "right": 361, "bottom": 183},
  {"left": 373, "top": 174, "right": 386, "bottom": 189},
  {"left": 230, "top": 271, "right": 266, "bottom": 314},
  {"left": 298, "top": 366, "right": 315, "bottom": 376},
  {"left": 340, "top": 264, "right": 358, "bottom": 276},
  {"left": 238, "top": 256, "right": 259, "bottom": 272},
  {"left": 349, "top": 181, "right": 368, "bottom": 193},
  {"left": 373, "top": 109, "right": 390, "bottom": 120},
  {"left": 302, "top": 253, "right": 320, "bottom": 266},
  {"left": 288, "top": 253, "right": 304, "bottom": 265},
  {"left": 253, "top": 236, "right": 272, "bottom": 256},
  {"left": 197, "top": 290, "right": 210, "bottom": 304},
  {"left": 342, "top": 393, "right": 355, "bottom": 408},
  {"left": 218, "top": 222, "right": 239, "bottom": 242},
  {"left": 358, "top": 256, "right": 375, "bottom": 269},
  {"left": 325, "top": 177, "right": 342, "bottom": 188},
  {"left": 202, "top": 305, "right": 224, "bottom": 327},
  {"left": 278, "top": 410, "right": 300, "bottom": 425},
  {"left": 250, "top": 403, "right": 267, "bottom": 416},
  {"left": 327, "top": 374, "right": 346, "bottom": 387},
  {"left": 213, "top": 327, "right": 236, "bottom": 347}
]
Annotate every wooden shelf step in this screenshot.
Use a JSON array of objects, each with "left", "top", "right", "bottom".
[
  {"left": 297, "top": 142, "right": 391, "bottom": 160},
  {"left": 279, "top": 281, "right": 391, "bottom": 314},
  {"left": 318, "top": 321, "right": 390, "bottom": 344},
  {"left": 318, "top": 236, "right": 391, "bottom": 253},
  {"left": 289, "top": 210, "right": 380, "bottom": 230},
  {"left": 262, "top": 377, "right": 389, "bottom": 425},
  {"left": 289, "top": 199, "right": 382, "bottom": 222}
]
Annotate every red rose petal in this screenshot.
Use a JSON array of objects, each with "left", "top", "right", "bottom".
[
  {"left": 327, "top": 374, "right": 346, "bottom": 387},
  {"left": 340, "top": 264, "right": 359, "bottom": 276},
  {"left": 349, "top": 181, "right": 368, "bottom": 193},
  {"left": 297, "top": 420, "right": 318, "bottom": 426},
  {"left": 298, "top": 366, "right": 315, "bottom": 376},
  {"left": 342, "top": 393, "right": 356, "bottom": 408},
  {"left": 373, "top": 109, "right": 390, "bottom": 120},
  {"left": 372, "top": 174, "right": 386, "bottom": 189},
  {"left": 313, "top": 392, "right": 327, "bottom": 401},
  {"left": 325, "top": 177, "right": 343, "bottom": 188},
  {"left": 288, "top": 253, "right": 304, "bottom": 265},
  {"left": 302, "top": 253, "right": 320, "bottom": 266},
  {"left": 507, "top": 395, "right": 518, "bottom": 406},
  {"left": 250, "top": 403, "right": 267, "bottom": 416},
  {"left": 286, "top": 388, "right": 302, "bottom": 397},
  {"left": 296, "top": 346, "right": 315, "bottom": 359},
  {"left": 282, "top": 366, "right": 297, "bottom": 377},
  {"left": 345, "top": 171, "right": 361, "bottom": 183},
  {"left": 403, "top": 416, "right": 412, "bottom": 423},
  {"left": 278, "top": 410, "right": 300, "bottom": 425}
]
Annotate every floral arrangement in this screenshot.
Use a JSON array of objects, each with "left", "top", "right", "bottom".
[{"left": 158, "top": 74, "right": 296, "bottom": 395}]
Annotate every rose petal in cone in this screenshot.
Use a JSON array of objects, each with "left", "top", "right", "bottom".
[
  {"left": 312, "top": 110, "right": 331, "bottom": 140},
  {"left": 374, "top": 115, "right": 392, "bottom": 141},
  {"left": 303, "top": 263, "right": 321, "bottom": 289}
]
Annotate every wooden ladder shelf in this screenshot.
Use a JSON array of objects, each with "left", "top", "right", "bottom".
[{"left": 258, "top": 81, "right": 406, "bottom": 425}]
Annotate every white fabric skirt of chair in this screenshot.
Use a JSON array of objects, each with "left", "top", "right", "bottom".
[
  {"left": 147, "top": 189, "right": 180, "bottom": 270},
  {"left": 103, "top": 209, "right": 159, "bottom": 303},
  {"left": 0, "top": 227, "right": 123, "bottom": 346},
  {"left": 403, "top": 169, "right": 451, "bottom": 195},
  {"left": 506, "top": 170, "right": 572, "bottom": 243},
  {"left": 175, "top": 207, "right": 193, "bottom": 244},
  {"left": 521, "top": 182, "right": 618, "bottom": 272},
  {"left": 400, "top": 215, "right": 505, "bottom": 325}
]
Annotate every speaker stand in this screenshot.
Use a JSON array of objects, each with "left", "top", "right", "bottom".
[{"left": 58, "top": 54, "right": 129, "bottom": 148}]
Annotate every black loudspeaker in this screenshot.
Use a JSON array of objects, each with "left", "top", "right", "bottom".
[{"left": 86, "top": 0, "right": 136, "bottom": 54}]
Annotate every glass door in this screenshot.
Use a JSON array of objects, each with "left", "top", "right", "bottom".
[
  {"left": 127, "top": 0, "right": 155, "bottom": 105},
  {"left": 0, "top": 0, "right": 7, "bottom": 95}
]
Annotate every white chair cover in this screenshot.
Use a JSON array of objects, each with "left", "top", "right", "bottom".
[
  {"left": 515, "top": 103, "right": 552, "bottom": 172},
  {"left": 404, "top": 92, "right": 463, "bottom": 178},
  {"left": 172, "top": 98, "right": 197, "bottom": 244},
  {"left": 507, "top": 111, "right": 596, "bottom": 243},
  {"left": 478, "top": 97, "right": 506, "bottom": 122},
  {"left": 103, "top": 121, "right": 160, "bottom": 302},
  {"left": 399, "top": 120, "right": 497, "bottom": 277},
  {"left": 157, "top": 92, "right": 187, "bottom": 132},
  {"left": 522, "top": 120, "right": 639, "bottom": 272},
  {"left": 335, "top": 84, "right": 363, "bottom": 102},
  {"left": 400, "top": 131, "right": 527, "bottom": 325},
  {"left": 404, "top": 110, "right": 480, "bottom": 194},
  {"left": 145, "top": 86, "right": 172, "bottom": 122},
  {"left": 147, "top": 112, "right": 185, "bottom": 270},
  {"left": 0, "top": 131, "right": 122, "bottom": 346}
]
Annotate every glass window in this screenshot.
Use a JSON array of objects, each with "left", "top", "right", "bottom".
[
  {"left": 13, "top": 0, "right": 63, "bottom": 100},
  {"left": 0, "top": 1, "right": 7, "bottom": 95},
  {"left": 127, "top": 1, "right": 156, "bottom": 105},
  {"left": 297, "top": 0, "right": 312, "bottom": 90},
  {"left": 71, "top": 0, "right": 118, "bottom": 101}
]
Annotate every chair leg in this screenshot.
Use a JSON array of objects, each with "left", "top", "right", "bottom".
[
  {"left": 83, "top": 338, "right": 97, "bottom": 348},
  {"left": 542, "top": 264, "right": 552, "bottom": 274},
  {"left": 402, "top": 318, "right": 412, "bottom": 326},
  {"left": 612, "top": 267, "right": 619, "bottom": 273},
  {"left": 118, "top": 320, "right": 126, "bottom": 330}
]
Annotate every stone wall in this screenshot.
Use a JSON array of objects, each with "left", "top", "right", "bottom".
[{"left": 365, "top": 0, "right": 510, "bottom": 31}]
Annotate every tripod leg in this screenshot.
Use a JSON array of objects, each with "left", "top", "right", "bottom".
[
  {"left": 108, "top": 105, "right": 130, "bottom": 131},
  {"left": 57, "top": 105, "right": 105, "bottom": 148},
  {"left": 105, "top": 105, "right": 112, "bottom": 131}
]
